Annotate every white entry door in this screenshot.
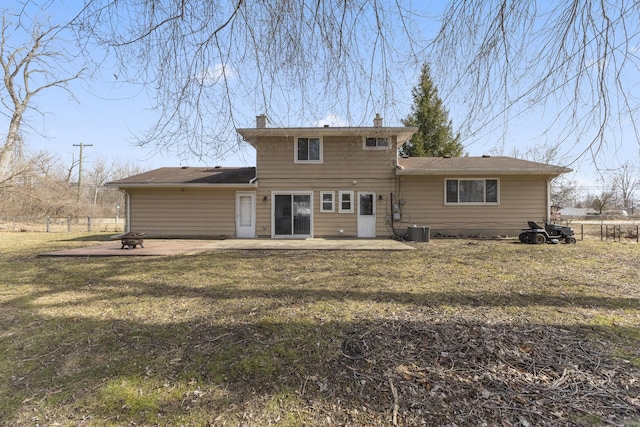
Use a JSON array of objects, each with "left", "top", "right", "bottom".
[
  {"left": 236, "top": 192, "right": 256, "bottom": 238},
  {"left": 357, "top": 191, "right": 376, "bottom": 238}
]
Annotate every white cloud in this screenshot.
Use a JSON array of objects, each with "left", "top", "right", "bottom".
[
  {"left": 197, "top": 63, "right": 235, "bottom": 85},
  {"left": 313, "top": 113, "right": 348, "bottom": 127}
]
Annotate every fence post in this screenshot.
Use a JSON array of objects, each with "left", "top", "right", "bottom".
[
  {"left": 581, "top": 224, "right": 584, "bottom": 241},
  {"left": 87, "top": 216, "right": 91, "bottom": 232},
  {"left": 46, "top": 217, "right": 50, "bottom": 233},
  {"left": 67, "top": 217, "right": 71, "bottom": 232}
]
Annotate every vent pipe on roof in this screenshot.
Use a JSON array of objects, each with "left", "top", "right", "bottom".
[
  {"left": 373, "top": 113, "right": 383, "bottom": 127},
  {"left": 256, "top": 114, "right": 269, "bottom": 128}
]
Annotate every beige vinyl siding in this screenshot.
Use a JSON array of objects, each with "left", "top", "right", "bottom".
[
  {"left": 127, "top": 188, "right": 237, "bottom": 237},
  {"left": 256, "top": 136, "right": 397, "bottom": 181},
  {"left": 254, "top": 181, "right": 397, "bottom": 238},
  {"left": 396, "top": 175, "right": 550, "bottom": 236},
  {"left": 254, "top": 135, "right": 398, "bottom": 238}
]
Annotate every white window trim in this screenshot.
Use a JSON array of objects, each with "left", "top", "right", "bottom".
[
  {"left": 294, "top": 137, "right": 323, "bottom": 163},
  {"left": 271, "top": 191, "right": 314, "bottom": 238},
  {"left": 320, "top": 191, "right": 335, "bottom": 213},
  {"left": 338, "top": 190, "right": 354, "bottom": 213},
  {"left": 362, "top": 136, "right": 390, "bottom": 150},
  {"left": 444, "top": 178, "right": 500, "bottom": 205}
]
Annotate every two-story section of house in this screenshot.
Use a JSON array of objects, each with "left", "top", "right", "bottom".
[
  {"left": 107, "top": 114, "right": 570, "bottom": 239},
  {"left": 237, "top": 115, "right": 418, "bottom": 238}
]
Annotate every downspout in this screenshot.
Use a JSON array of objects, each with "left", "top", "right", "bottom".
[
  {"left": 546, "top": 179, "right": 551, "bottom": 223},
  {"left": 126, "top": 191, "right": 131, "bottom": 232}
]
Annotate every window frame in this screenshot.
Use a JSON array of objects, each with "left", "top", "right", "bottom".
[
  {"left": 294, "top": 137, "right": 323, "bottom": 163},
  {"left": 320, "top": 191, "right": 335, "bottom": 213},
  {"left": 338, "top": 190, "right": 354, "bottom": 213},
  {"left": 444, "top": 178, "right": 500, "bottom": 205},
  {"left": 363, "top": 136, "right": 390, "bottom": 150}
]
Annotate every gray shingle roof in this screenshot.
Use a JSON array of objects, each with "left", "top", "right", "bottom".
[
  {"left": 107, "top": 167, "right": 256, "bottom": 187},
  {"left": 397, "top": 156, "right": 571, "bottom": 176}
]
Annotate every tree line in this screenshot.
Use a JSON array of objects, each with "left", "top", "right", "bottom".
[{"left": 0, "top": 153, "right": 141, "bottom": 218}]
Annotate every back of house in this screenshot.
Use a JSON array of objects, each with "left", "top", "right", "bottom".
[{"left": 107, "top": 115, "right": 570, "bottom": 239}]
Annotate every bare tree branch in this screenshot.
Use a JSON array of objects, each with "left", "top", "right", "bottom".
[
  {"left": 66, "top": 0, "right": 423, "bottom": 161},
  {"left": 1, "top": 12, "right": 85, "bottom": 175},
  {"left": 431, "top": 1, "right": 640, "bottom": 165}
]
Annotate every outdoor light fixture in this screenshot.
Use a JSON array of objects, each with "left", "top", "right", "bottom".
[{"left": 263, "top": 196, "right": 268, "bottom": 202}]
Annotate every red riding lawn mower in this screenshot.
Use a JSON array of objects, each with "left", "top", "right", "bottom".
[{"left": 519, "top": 221, "right": 577, "bottom": 244}]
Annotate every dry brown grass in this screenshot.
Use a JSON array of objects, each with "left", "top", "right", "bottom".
[{"left": 0, "top": 233, "right": 639, "bottom": 426}]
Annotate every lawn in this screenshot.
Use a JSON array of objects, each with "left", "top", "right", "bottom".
[{"left": 1, "top": 233, "right": 639, "bottom": 426}]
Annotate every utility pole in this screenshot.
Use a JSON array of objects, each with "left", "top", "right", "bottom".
[{"left": 73, "top": 142, "right": 93, "bottom": 201}]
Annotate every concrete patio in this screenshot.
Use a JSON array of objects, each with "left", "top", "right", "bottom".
[{"left": 41, "top": 238, "right": 414, "bottom": 257}]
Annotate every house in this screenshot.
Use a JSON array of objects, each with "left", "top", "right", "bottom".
[{"left": 107, "top": 115, "right": 570, "bottom": 239}]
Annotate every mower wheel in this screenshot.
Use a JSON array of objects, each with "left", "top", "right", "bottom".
[
  {"left": 565, "top": 236, "right": 577, "bottom": 244},
  {"left": 519, "top": 232, "right": 527, "bottom": 243},
  {"left": 533, "top": 233, "right": 546, "bottom": 244}
]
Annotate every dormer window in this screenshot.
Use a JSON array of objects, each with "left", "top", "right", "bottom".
[
  {"left": 364, "top": 137, "right": 389, "bottom": 150},
  {"left": 295, "top": 137, "right": 323, "bottom": 163}
]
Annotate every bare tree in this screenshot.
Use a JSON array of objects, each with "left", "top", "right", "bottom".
[
  {"left": 1, "top": 12, "right": 84, "bottom": 177},
  {"left": 63, "top": 0, "right": 425, "bottom": 160},
  {"left": 611, "top": 161, "right": 639, "bottom": 211},
  {"left": 431, "top": 1, "right": 640, "bottom": 163},
  {"left": 551, "top": 177, "right": 579, "bottom": 209},
  {"left": 12, "top": 1, "right": 637, "bottom": 168},
  {"left": 0, "top": 152, "right": 77, "bottom": 217},
  {"left": 83, "top": 157, "right": 145, "bottom": 216},
  {"left": 589, "top": 177, "right": 616, "bottom": 214},
  {"left": 84, "top": 156, "right": 114, "bottom": 209}
]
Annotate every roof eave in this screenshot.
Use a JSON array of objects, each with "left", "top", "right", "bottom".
[
  {"left": 105, "top": 182, "right": 258, "bottom": 189},
  {"left": 396, "top": 168, "right": 571, "bottom": 176},
  {"left": 237, "top": 127, "right": 418, "bottom": 146}
]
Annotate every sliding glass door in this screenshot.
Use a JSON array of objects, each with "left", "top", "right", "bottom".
[{"left": 273, "top": 193, "right": 312, "bottom": 237}]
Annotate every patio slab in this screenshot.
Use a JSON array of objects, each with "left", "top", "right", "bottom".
[{"left": 41, "top": 238, "right": 414, "bottom": 257}]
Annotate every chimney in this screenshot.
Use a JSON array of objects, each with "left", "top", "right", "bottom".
[
  {"left": 256, "top": 114, "right": 269, "bottom": 129},
  {"left": 373, "top": 113, "right": 383, "bottom": 128}
]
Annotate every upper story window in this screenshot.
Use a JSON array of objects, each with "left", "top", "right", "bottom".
[
  {"left": 363, "top": 137, "right": 389, "bottom": 150},
  {"left": 445, "top": 179, "right": 499, "bottom": 204},
  {"left": 295, "top": 137, "right": 323, "bottom": 163}
]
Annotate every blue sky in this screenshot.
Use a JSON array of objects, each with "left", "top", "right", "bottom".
[{"left": 2, "top": 1, "right": 639, "bottom": 192}]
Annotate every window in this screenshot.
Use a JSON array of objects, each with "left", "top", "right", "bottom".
[
  {"left": 363, "top": 137, "right": 389, "bottom": 149},
  {"left": 295, "top": 137, "right": 322, "bottom": 163},
  {"left": 445, "top": 179, "right": 499, "bottom": 204},
  {"left": 320, "top": 191, "right": 335, "bottom": 212},
  {"left": 338, "top": 191, "right": 354, "bottom": 213}
]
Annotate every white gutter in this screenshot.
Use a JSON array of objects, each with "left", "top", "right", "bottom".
[
  {"left": 396, "top": 169, "right": 565, "bottom": 176},
  {"left": 126, "top": 192, "right": 131, "bottom": 232},
  {"left": 547, "top": 179, "right": 552, "bottom": 222},
  {"left": 107, "top": 182, "right": 258, "bottom": 189}
]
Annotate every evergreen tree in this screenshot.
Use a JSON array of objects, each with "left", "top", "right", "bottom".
[{"left": 401, "top": 63, "right": 464, "bottom": 157}]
